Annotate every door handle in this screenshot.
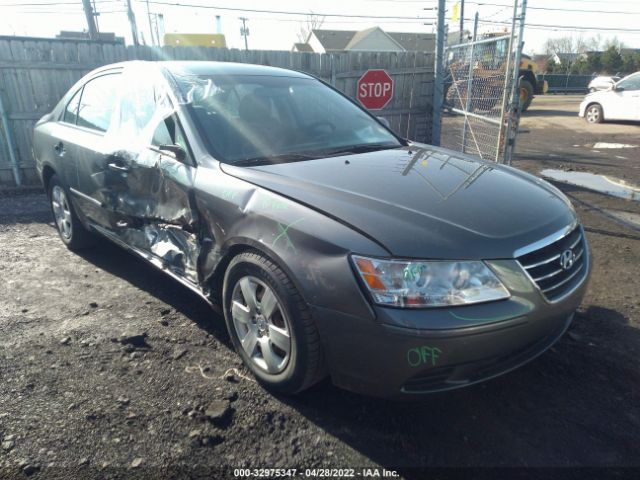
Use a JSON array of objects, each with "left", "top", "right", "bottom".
[{"left": 107, "top": 162, "right": 130, "bottom": 173}]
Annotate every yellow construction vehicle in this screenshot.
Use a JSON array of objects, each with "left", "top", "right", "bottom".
[
  {"left": 445, "top": 32, "right": 548, "bottom": 112},
  {"left": 518, "top": 53, "right": 548, "bottom": 111}
]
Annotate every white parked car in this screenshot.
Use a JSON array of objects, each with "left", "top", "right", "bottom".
[
  {"left": 587, "top": 75, "right": 620, "bottom": 93},
  {"left": 579, "top": 72, "right": 640, "bottom": 123}
]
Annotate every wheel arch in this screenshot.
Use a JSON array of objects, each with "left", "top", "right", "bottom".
[
  {"left": 41, "top": 164, "right": 57, "bottom": 193},
  {"left": 206, "top": 237, "right": 311, "bottom": 309}
]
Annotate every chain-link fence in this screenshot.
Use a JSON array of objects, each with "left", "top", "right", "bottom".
[
  {"left": 438, "top": 1, "right": 527, "bottom": 165},
  {"left": 441, "top": 35, "right": 513, "bottom": 162}
]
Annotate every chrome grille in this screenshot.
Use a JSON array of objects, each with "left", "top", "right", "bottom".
[{"left": 517, "top": 226, "right": 587, "bottom": 302}]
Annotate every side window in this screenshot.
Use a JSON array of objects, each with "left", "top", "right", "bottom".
[
  {"left": 119, "top": 85, "right": 156, "bottom": 136},
  {"left": 618, "top": 75, "right": 640, "bottom": 91},
  {"left": 63, "top": 89, "right": 82, "bottom": 124},
  {"left": 77, "top": 74, "right": 121, "bottom": 132},
  {"left": 152, "top": 116, "right": 175, "bottom": 147}
]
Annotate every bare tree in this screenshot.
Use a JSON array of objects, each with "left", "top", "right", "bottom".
[
  {"left": 543, "top": 36, "right": 575, "bottom": 56},
  {"left": 297, "top": 13, "right": 325, "bottom": 44}
]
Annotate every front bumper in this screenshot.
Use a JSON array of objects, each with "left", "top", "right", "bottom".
[
  {"left": 578, "top": 100, "right": 589, "bottom": 117},
  {"left": 311, "top": 256, "right": 590, "bottom": 399}
]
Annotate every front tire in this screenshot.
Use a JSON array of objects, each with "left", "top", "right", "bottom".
[
  {"left": 585, "top": 103, "right": 604, "bottom": 124},
  {"left": 48, "top": 174, "right": 94, "bottom": 250},
  {"left": 222, "top": 252, "right": 326, "bottom": 394}
]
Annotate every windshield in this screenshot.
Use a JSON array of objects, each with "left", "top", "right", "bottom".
[{"left": 175, "top": 74, "right": 401, "bottom": 165}]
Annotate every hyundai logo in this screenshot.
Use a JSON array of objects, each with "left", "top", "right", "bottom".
[{"left": 560, "top": 249, "right": 575, "bottom": 270}]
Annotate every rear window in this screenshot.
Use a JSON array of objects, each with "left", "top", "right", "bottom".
[{"left": 77, "top": 74, "right": 121, "bottom": 132}]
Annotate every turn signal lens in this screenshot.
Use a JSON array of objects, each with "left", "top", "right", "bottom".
[{"left": 354, "top": 257, "right": 386, "bottom": 290}]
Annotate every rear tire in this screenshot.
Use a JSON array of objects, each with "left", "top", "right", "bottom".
[
  {"left": 585, "top": 103, "right": 604, "bottom": 124},
  {"left": 222, "top": 252, "right": 326, "bottom": 394},
  {"left": 48, "top": 174, "right": 94, "bottom": 250},
  {"left": 519, "top": 80, "right": 534, "bottom": 112}
]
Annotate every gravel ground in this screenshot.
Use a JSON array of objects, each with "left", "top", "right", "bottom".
[{"left": 1, "top": 95, "right": 639, "bottom": 479}]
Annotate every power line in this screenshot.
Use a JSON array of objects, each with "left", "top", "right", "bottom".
[
  {"left": 470, "top": 18, "right": 640, "bottom": 34},
  {"left": 464, "top": 1, "right": 640, "bottom": 14},
  {"left": 0, "top": 1, "right": 123, "bottom": 5},
  {"left": 145, "top": 1, "right": 432, "bottom": 20}
]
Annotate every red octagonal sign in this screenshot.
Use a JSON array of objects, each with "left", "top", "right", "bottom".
[{"left": 357, "top": 69, "right": 394, "bottom": 110}]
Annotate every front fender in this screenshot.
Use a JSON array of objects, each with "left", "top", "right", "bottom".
[{"left": 193, "top": 165, "right": 386, "bottom": 320}]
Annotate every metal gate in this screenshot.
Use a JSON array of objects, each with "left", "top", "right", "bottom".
[{"left": 439, "top": 1, "right": 527, "bottom": 164}]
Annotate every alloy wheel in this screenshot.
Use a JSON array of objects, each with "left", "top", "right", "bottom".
[
  {"left": 51, "top": 185, "right": 72, "bottom": 240},
  {"left": 586, "top": 106, "right": 600, "bottom": 123},
  {"left": 230, "top": 275, "right": 291, "bottom": 375}
]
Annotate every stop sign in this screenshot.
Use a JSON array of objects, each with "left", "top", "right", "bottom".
[{"left": 357, "top": 69, "right": 394, "bottom": 110}]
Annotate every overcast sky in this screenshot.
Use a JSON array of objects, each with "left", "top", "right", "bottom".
[{"left": 0, "top": 0, "right": 638, "bottom": 55}]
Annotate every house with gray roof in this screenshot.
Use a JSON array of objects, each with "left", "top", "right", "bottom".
[{"left": 296, "top": 27, "right": 435, "bottom": 53}]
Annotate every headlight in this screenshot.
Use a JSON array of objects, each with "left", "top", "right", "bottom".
[{"left": 352, "top": 255, "right": 510, "bottom": 307}]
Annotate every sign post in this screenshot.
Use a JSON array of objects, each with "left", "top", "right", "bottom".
[{"left": 357, "top": 70, "right": 394, "bottom": 110}]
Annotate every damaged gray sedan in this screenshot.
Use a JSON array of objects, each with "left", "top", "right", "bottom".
[{"left": 34, "top": 61, "right": 591, "bottom": 398}]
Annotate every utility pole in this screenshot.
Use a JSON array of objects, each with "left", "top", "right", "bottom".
[
  {"left": 239, "top": 17, "right": 249, "bottom": 50},
  {"left": 145, "top": 0, "right": 155, "bottom": 46},
  {"left": 125, "top": 0, "right": 140, "bottom": 46},
  {"left": 459, "top": 0, "right": 465, "bottom": 43},
  {"left": 431, "top": 0, "right": 446, "bottom": 146},
  {"left": 81, "top": 0, "right": 99, "bottom": 40}
]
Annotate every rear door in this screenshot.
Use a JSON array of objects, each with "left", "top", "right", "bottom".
[{"left": 71, "top": 70, "right": 124, "bottom": 227}]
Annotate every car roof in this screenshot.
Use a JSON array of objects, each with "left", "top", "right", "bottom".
[
  {"left": 159, "top": 61, "right": 312, "bottom": 78},
  {"left": 86, "top": 60, "right": 313, "bottom": 81}
]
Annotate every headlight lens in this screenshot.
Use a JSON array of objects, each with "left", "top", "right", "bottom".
[{"left": 352, "top": 255, "right": 510, "bottom": 307}]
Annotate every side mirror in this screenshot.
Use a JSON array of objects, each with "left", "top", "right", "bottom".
[
  {"left": 377, "top": 116, "right": 391, "bottom": 129},
  {"left": 158, "top": 144, "right": 186, "bottom": 162}
]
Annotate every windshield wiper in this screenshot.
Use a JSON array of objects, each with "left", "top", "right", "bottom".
[
  {"left": 316, "top": 143, "right": 399, "bottom": 157},
  {"left": 233, "top": 153, "right": 319, "bottom": 166},
  {"left": 233, "top": 143, "right": 399, "bottom": 166}
]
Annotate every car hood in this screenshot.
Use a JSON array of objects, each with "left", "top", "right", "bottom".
[
  {"left": 583, "top": 90, "right": 612, "bottom": 101},
  {"left": 220, "top": 145, "right": 576, "bottom": 259}
]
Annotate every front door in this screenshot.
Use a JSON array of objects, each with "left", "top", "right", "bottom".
[
  {"left": 102, "top": 66, "right": 200, "bottom": 282},
  {"left": 607, "top": 74, "right": 640, "bottom": 121}
]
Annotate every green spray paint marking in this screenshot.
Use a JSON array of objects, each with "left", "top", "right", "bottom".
[
  {"left": 260, "top": 198, "right": 289, "bottom": 210},
  {"left": 407, "top": 346, "right": 442, "bottom": 368},
  {"left": 272, "top": 218, "right": 304, "bottom": 253},
  {"left": 221, "top": 189, "right": 238, "bottom": 201},
  {"left": 449, "top": 305, "right": 529, "bottom": 323}
]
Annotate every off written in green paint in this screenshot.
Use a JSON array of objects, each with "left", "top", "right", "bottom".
[{"left": 407, "top": 346, "right": 442, "bottom": 368}]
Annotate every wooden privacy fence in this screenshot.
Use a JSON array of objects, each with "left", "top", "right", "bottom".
[{"left": 0, "top": 36, "right": 435, "bottom": 187}]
